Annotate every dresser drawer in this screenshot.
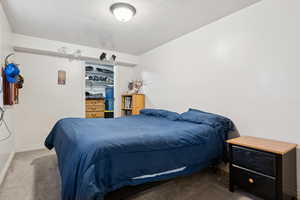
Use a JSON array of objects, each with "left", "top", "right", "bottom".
[
  {"left": 86, "top": 111, "right": 104, "bottom": 118},
  {"left": 232, "top": 166, "right": 276, "bottom": 200},
  {"left": 232, "top": 145, "right": 276, "bottom": 177},
  {"left": 86, "top": 99, "right": 104, "bottom": 106},
  {"left": 86, "top": 105, "right": 105, "bottom": 112}
]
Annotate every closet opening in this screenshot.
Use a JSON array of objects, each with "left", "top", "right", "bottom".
[{"left": 85, "top": 62, "right": 114, "bottom": 118}]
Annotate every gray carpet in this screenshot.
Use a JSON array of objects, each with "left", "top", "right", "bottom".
[{"left": 0, "top": 150, "right": 261, "bottom": 200}]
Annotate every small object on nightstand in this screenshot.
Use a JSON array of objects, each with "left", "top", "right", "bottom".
[{"left": 227, "top": 136, "right": 297, "bottom": 200}]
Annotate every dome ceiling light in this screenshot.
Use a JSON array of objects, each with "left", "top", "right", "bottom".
[{"left": 110, "top": 3, "right": 136, "bottom": 22}]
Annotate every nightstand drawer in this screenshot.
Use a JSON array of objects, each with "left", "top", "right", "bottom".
[
  {"left": 232, "top": 145, "right": 276, "bottom": 177},
  {"left": 232, "top": 166, "right": 276, "bottom": 200}
]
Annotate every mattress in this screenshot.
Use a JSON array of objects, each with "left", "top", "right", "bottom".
[{"left": 45, "top": 114, "right": 232, "bottom": 200}]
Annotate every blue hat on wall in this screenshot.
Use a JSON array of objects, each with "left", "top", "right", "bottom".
[{"left": 4, "top": 63, "right": 20, "bottom": 83}]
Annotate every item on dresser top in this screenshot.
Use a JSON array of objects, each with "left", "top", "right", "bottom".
[{"left": 227, "top": 136, "right": 297, "bottom": 200}]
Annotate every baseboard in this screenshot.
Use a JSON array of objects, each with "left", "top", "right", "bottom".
[{"left": 0, "top": 151, "right": 15, "bottom": 187}]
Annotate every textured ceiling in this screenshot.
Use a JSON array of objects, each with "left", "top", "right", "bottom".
[{"left": 2, "top": 0, "right": 260, "bottom": 55}]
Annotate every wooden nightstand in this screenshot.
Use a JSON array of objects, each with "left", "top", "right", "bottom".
[{"left": 227, "top": 136, "right": 297, "bottom": 200}]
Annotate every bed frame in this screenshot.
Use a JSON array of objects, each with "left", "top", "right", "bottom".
[{"left": 104, "top": 166, "right": 219, "bottom": 200}]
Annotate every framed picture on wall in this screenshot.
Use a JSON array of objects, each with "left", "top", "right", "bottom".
[{"left": 58, "top": 70, "right": 66, "bottom": 85}]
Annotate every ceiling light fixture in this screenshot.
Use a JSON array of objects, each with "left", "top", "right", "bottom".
[{"left": 110, "top": 3, "right": 136, "bottom": 22}]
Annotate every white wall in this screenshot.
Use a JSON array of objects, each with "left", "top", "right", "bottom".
[
  {"left": 11, "top": 30, "right": 139, "bottom": 152},
  {"left": 138, "top": 0, "right": 300, "bottom": 195},
  {"left": 0, "top": 3, "right": 15, "bottom": 184},
  {"left": 14, "top": 52, "right": 136, "bottom": 151},
  {"left": 114, "top": 65, "right": 137, "bottom": 117},
  {"left": 140, "top": 0, "right": 300, "bottom": 145},
  {"left": 14, "top": 52, "right": 85, "bottom": 151},
  {"left": 11, "top": 34, "right": 138, "bottom": 151}
]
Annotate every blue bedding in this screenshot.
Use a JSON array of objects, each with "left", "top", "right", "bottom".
[{"left": 45, "top": 113, "right": 233, "bottom": 200}]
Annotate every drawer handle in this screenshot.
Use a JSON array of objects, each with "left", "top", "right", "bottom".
[{"left": 248, "top": 178, "right": 254, "bottom": 184}]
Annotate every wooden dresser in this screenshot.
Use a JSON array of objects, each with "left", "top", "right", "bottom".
[
  {"left": 121, "top": 94, "right": 145, "bottom": 116},
  {"left": 85, "top": 98, "right": 105, "bottom": 118},
  {"left": 227, "top": 136, "right": 297, "bottom": 200}
]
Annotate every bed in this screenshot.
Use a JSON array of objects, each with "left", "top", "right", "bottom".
[{"left": 45, "top": 108, "right": 233, "bottom": 200}]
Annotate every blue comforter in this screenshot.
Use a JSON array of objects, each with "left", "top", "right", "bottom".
[{"left": 45, "top": 114, "right": 232, "bottom": 200}]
